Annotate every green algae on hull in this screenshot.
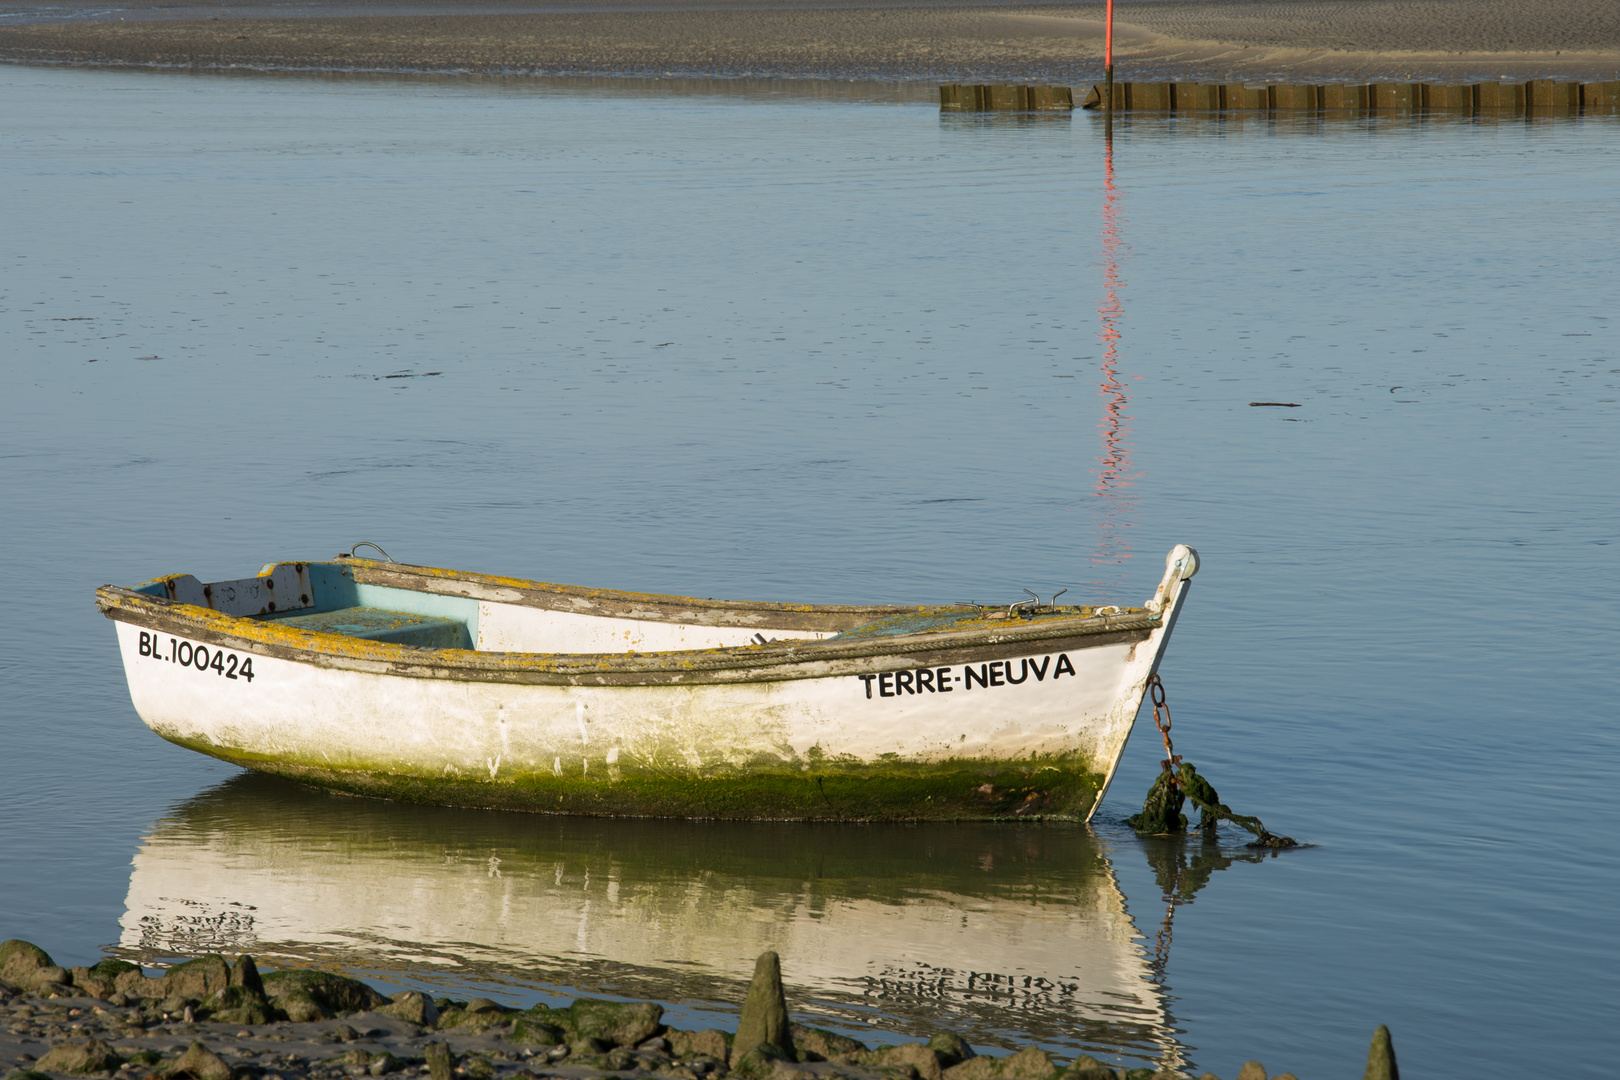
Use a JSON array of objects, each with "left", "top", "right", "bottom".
[{"left": 175, "top": 738, "right": 1107, "bottom": 820}]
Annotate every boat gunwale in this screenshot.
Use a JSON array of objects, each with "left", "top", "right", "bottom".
[
  {"left": 342, "top": 557, "right": 922, "bottom": 632},
  {"left": 95, "top": 582, "right": 1160, "bottom": 686}
]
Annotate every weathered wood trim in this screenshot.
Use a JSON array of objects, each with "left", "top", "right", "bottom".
[{"left": 96, "top": 584, "right": 1157, "bottom": 687}]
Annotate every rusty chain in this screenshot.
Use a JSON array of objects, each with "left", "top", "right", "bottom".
[
  {"left": 1132, "top": 672, "right": 1298, "bottom": 849},
  {"left": 1147, "top": 673, "right": 1183, "bottom": 784}
]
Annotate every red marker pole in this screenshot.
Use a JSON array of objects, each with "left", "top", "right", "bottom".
[{"left": 1104, "top": 0, "right": 1115, "bottom": 138}]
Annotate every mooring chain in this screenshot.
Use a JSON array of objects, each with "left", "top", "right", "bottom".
[
  {"left": 1147, "top": 673, "right": 1183, "bottom": 781},
  {"left": 1130, "top": 673, "right": 1299, "bottom": 849}
]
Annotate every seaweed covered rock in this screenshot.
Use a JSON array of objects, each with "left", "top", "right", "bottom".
[
  {"left": 36, "top": 1039, "right": 124, "bottom": 1075},
  {"left": 229, "top": 956, "right": 265, "bottom": 995},
  {"left": 29, "top": 968, "right": 74, "bottom": 996},
  {"left": 732, "top": 1042, "right": 792, "bottom": 1080},
  {"left": 510, "top": 1010, "right": 567, "bottom": 1047},
  {"left": 0, "top": 940, "right": 54, "bottom": 987},
  {"left": 163, "top": 1043, "right": 232, "bottom": 1080},
  {"left": 114, "top": 967, "right": 156, "bottom": 998},
  {"left": 262, "top": 969, "right": 387, "bottom": 1020},
  {"left": 732, "top": 952, "right": 793, "bottom": 1066},
  {"left": 436, "top": 997, "right": 514, "bottom": 1031},
  {"left": 70, "top": 960, "right": 140, "bottom": 999},
  {"left": 790, "top": 1025, "right": 866, "bottom": 1062},
  {"left": 667, "top": 1029, "right": 731, "bottom": 1061},
  {"left": 378, "top": 990, "right": 438, "bottom": 1028},
  {"left": 1058, "top": 1055, "right": 1117, "bottom": 1080},
  {"left": 857, "top": 1044, "right": 946, "bottom": 1080},
  {"left": 0, "top": 942, "right": 72, "bottom": 995},
  {"left": 564, "top": 998, "right": 664, "bottom": 1049},
  {"left": 205, "top": 984, "right": 276, "bottom": 1025},
  {"left": 157, "top": 956, "right": 232, "bottom": 1001},
  {"left": 944, "top": 1047, "right": 1059, "bottom": 1080},
  {"left": 926, "top": 1034, "right": 975, "bottom": 1069},
  {"left": 1363, "top": 1026, "right": 1399, "bottom": 1080},
  {"left": 423, "top": 1042, "right": 452, "bottom": 1080}
]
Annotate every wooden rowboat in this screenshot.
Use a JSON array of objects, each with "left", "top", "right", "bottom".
[{"left": 95, "top": 544, "right": 1199, "bottom": 821}]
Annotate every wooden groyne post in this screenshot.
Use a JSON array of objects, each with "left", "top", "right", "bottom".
[
  {"left": 1069, "top": 80, "right": 1620, "bottom": 114},
  {"left": 938, "top": 86, "right": 1076, "bottom": 111}
]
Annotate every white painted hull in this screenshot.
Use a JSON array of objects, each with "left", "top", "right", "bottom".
[{"left": 99, "top": 546, "right": 1199, "bottom": 820}]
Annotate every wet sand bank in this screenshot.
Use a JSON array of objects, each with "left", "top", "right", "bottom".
[{"left": 0, "top": 0, "right": 1615, "bottom": 83}]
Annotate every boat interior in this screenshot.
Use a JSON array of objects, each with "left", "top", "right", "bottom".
[{"left": 131, "top": 559, "right": 1134, "bottom": 655}]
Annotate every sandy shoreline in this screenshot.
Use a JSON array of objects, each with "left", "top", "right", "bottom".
[{"left": 0, "top": 0, "right": 1616, "bottom": 83}]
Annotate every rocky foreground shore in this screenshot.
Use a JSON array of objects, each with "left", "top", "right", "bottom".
[{"left": 1, "top": 942, "right": 1394, "bottom": 1080}]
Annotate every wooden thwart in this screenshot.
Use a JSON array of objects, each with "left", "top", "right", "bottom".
[{"left": 1068, "top": 80, "right": 1620, "bottom": 114}]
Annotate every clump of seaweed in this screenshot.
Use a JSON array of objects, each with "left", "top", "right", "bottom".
[{"left": 1126, "top": 675, "right": 1298, "bottom": 849}]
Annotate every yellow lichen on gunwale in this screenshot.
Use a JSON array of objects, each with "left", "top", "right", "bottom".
[{"left": 95, "top": 583, "right": 1159, "bottom": 681}]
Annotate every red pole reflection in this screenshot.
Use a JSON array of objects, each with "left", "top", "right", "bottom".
[{"left": 1090, "top": 140, "right": 1138, "bottom": 596}]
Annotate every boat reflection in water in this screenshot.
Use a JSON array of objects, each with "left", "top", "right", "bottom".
[{"left": 121, "top": 774, "right": 1193, "bottom": 1065}]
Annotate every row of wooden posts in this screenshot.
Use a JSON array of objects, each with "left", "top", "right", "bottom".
[{"left": 940, "top": 80, "right": 1620, "bottom": 114}]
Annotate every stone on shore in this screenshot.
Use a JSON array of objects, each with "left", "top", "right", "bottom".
[
  {"left": 943, "top": 1046, "right": 1059, "bottom": 1080},
  {"left": 788, "top": 1025, "right": 864, "bottom": 1061},
  {"left": 0, "top": 941, "right": 55, "bottom": 988},
  {"left": 667, "top": 1028, "right": 731, "bottom": 1061},
  {"left": 435, "top": 998, "right": 514, "bottom": 1032},
  {"left": 731, "top": 1042, "right": 792, "bottom": 1080},
  {"left": 510, "top": 1011, "right": 567, "bottom": 1047},
  {"left": 424, "top": 1040, "right": 452, "bottom": 1080},
  {"left": 1363, "top": 1025, "right": 1399, "bottom": 1080},
  {"left": 379, "top": 989, "right": 439, "bottom": 1027},
  {"left": 1059, "top": 1055, "right": 1116, "bottom": 1080},
  {"left": 731, "top": 952, "right": 792, "bottom": 1067},
  {"left": 158, "top": 956, "right": 232, "bottom": 1001},
  {"left": 262, "top": 968, "right": 387, "bottom": 1020},
  {"left": 0, "top": 941, "right": 73, "bottom": 997},
  {"left": 926, "top": 1033, "right": 976, "bottom": 1068},
  {"left": 163, "top": 1042, "right": 232, "bottom": 1080},
  {"left": 229, "top": 955, "right": 265, "bottom": 995},
  {"left": 36, "top": 1038, "right": 123, "bottom": 1075},
  {"left": 1234, "top": 1065, "right": 1266, "bottom": 1080},
  {"left": 856, "top": 1043, "right": 946, "bottom": 1080},
  {"left": 565, "top": 998, "right": 664, "bottom": 1049},
  {"left": 204, "top": 983, "right": 276, "bottom": 1025},
  {"left": 68, "top": 959, "right": 138, "bottom": 999}
]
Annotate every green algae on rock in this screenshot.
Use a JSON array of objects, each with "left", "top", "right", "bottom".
[
  {"left": 35, "top": 1038, "right": 123, "bottom": 1075},
  {"left": 261, "top": 968, "right": 387, "bottom": 1019}
]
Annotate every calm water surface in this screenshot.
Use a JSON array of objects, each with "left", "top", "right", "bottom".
[{"left": 2, "top": 66, "right": 1618, "bottom": 1078}]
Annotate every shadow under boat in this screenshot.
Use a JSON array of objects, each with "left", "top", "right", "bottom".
[{"left": 113, "top": 774, "right": 1257, "bottom": 1067}]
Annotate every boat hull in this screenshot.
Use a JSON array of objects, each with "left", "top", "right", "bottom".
[{"left": 101, "top": 546, "right": 1198, "bottom": 821}]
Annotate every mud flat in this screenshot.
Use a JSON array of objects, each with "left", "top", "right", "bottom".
[
  {"left": 2, "top": 940, "right": 1381, "bottom": 1080},
  {"left": 0, "top": 0, "right": 1614, "bottom": 83}
]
